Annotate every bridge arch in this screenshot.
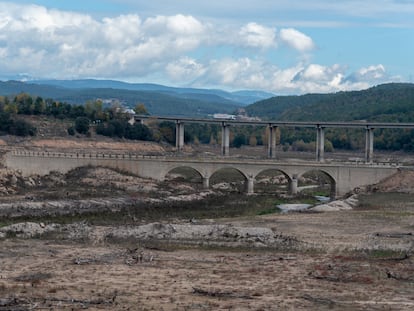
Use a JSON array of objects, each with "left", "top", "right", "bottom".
[
  {"left": 165, "top": 166, "right": 204, "bottom": 182},
  {"left": 254, "top": 168, "right": 292, "bottom": 194},
  {"left": 210, "top": 166, "right": 249, "bottom": 193},
  {"left": 298, "top": 169, "right": 336, "bottom": 198},
  {"left": 163, "top": 165, "right": 209, "bottom": 190}
]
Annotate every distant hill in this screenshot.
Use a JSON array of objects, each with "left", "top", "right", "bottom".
[
  {"left": 0, "top": 80, "right": 273, "bottom": 117},
  {"left": 31, "top": 79, "right": 274, "bottom": 106},
  {"left": 30, "top": 79, "right": 274, "bottom": 105},
  {"left": 245, "top": 83, "right": 414, "bottom": 122}
]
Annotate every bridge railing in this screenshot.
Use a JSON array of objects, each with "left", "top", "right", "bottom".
[
  {"left": 7, "top": 149, "right": 401, "bottom": 167},
  {"left": 9, "top": 149, "right": 168, "bottom": 160}
]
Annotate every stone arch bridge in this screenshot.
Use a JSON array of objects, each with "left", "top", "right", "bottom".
[{"left": 5, "top": 150, "right": 399, "bottom": 197}]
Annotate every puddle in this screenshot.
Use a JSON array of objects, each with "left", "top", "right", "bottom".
[
  {"left": 277, "top": 196, "right": 331, "bottom": 213},
  {"left": 315, "top": 195, "right": 330, "bottom": 203},
  {"left": 277, "top": 204, "right": 312, "bottom": 213}
]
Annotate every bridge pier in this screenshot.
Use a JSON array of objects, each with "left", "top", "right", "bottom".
[
  {"left": 290, "top": 175, "right": 298, "bottom": 195},
  {"left": 316, "top": 125, "right": 325, "bottom": 162},
  {"left": 246, "top": 176, "right": 255, "bottom": 194},
  {"left": 221, "top": 123, "right": 230, "bottom": 156},
  {"left": 267, "top": 125, "right": 278, "bottom": 159},
  {"left": 202, "top": 176, "right": 210, "bottom": 189},
  {"left": 365, "top": 127, "right": 374, "bottom": 163},
  {"left": 175, "top": 121, "right": 185, "bottom": 151}
]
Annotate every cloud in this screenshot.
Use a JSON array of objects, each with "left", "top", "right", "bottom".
[
  {"left": 279, "top": 28, "right": 315, "bottom": 52},
  {"left": 166, "top": 57, "right": 206, "bottom": 82},
  {"left": 0, "top": 2, "right": 310, "bottom": 80},
  {"left": 349, "top": 64, "right": 386, "bottom": 81},
  {"left": 294, "top": 64, "right": 344, "bottom": 84},
  {"left": 193, "top": 58, "right": 299, "bottom": 93},
  {"left": 0, "top": 2, "right": 399, "bottom": 95},
  {"left": 195, "top": 59, "right": 394, "bottom": 94},
  {"left": 239, "top": 22, "right": 276, "bottom": 49},
  {"left": 0, "top": 3, "right": 207, "bottom": 79}
]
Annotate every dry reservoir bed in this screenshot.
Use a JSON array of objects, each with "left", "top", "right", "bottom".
[{"left": 1, "top": 193, "right": 414, "bottom": 311}]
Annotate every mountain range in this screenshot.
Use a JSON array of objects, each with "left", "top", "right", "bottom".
[
  {"left": 2, "top": 80, "right": 414, "bottom": 123},
  {"left": 0, "top": 79, "right": 273, "bottom": 117}
]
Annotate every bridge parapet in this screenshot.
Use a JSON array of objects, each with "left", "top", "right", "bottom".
[{"left": 9, "top": 149, "right": 401, "bottom": 168}]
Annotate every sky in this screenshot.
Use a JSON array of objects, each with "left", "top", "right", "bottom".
[{"left": 0, "top": 0, "right": 413, "bottom": 94}]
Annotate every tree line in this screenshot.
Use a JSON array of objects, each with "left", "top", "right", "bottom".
[
  {"left": 1, "top": 91, "right": 414, "bottom": 152},
  {"left": 0, "top": 94, "right": 153, "bottom": 141}
]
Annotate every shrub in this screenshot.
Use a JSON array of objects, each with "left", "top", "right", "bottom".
[
  {"left": 232, "top": 133, "right": 247, "bottom": 148},
  {"left": 67, "top": 126, "right": 75, "bottom": 136},
  {"left": 9, "top": 119, "right": 36, "bottom": 136}
]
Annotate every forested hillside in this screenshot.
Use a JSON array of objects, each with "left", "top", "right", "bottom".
[
  {"left": 244, "top": 83, "right": 414, "bottom": 152},
  {"left": 0, "top": 80, "right": 242, "bottom": 117},
  {"left": 246, "top": 83, "right": 414, "bottom": 122}
]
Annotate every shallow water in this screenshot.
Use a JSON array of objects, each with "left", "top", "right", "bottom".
[
  {"left": 315, "top": 195, "right": 330, "bottom": 202},
  {"left": 277, "top": 203, "right": 312, "bottom": 213}
]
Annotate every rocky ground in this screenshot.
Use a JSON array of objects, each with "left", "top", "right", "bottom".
[{"left": 1, "top": 137, "right": 414, "bottom": 310}]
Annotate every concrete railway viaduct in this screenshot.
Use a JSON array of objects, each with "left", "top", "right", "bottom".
[
  {"left": 5, "top": 117, "right": 414, "bottom": 198},
  {"left": 6, "top": 150, "right": 400, "bottom": 198}
]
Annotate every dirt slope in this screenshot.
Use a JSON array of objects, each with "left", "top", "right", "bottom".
[{"left": 372, "top": 169, "right": 414, "bottom": 193}]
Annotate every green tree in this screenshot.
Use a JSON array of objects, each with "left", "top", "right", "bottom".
[
  {"left": 67, "top": 126, "right": 75, "bottom": 136},
  {"left": 9, "top": 119, "right": 36, "bottom": 136},
  {"left": 85, "top": 100, "right": 104, "bottom": 120},
  {"left": 125, "top": 123, "right": 153, "bottom": 141},
  {"left": 159, "top": 121, "right": 175, "bottom": 144},
  {"left": 74, "top": 117, "right": 90, "bottom": 134},
  {"left": 4, "top": 102, "right": 18, "bottom": 114},
  {"left": 134, "top": 103, "right": 149, "bottom": 115},
  {"left": 0, "top": 112, "right": 13, "bottom": 133},
  {"left": 249, "top": 135, "right": 257, "bottom": 146},
  {"left": 33, "top": 96, "right": 45, "bottom": 115},
  {"left": 14, "top": 93, "right": 33, "bottom": 115},
  {"left": 108, "top": 119, "right": 126, "bottom": 138},
  {"left": 69, "top": 105, "right": 86, "bottom": 118},
  {"left": 232, "top": 133, "right": 247, "bottom": 148}
]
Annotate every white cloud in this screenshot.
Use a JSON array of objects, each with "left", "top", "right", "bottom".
[
  {"left": 0, "top": 3, "right": 208, "bottom": 79},
  {"left": 358, "top": 64, "right": 386, "bottom": 79},
  {"left": 344, "top": 64, "right": 388, "bottom": 87},
  {"left": 198, "top": 60, "right": 392, "bottom": 94},
  {"left": 199, "top": 58, "right": 274, "bottom": 89},
  {"left": 0, "top": 2, "right": 399, "bottom": 94},
  {"left": 289, "top": 63, "right": 394, "bottom": 94},
  {"left": 194, "top": 58, "right": 303, "bottom": 93},
  {"left": 239, "top": 22, "right": 276, "bottom": 49},
  {"left": 166, "top": 57, "right": 206, "bottom": 82},
  {"left": 294, "top": 64, "right": 344, "bottom": 83},
  {"left": 279, "top": 28, "right": 315, "bottom": 52},
  {"left": 0, "top": 3, "right": 306, "bottom": 82},
  {"left": 102, "top": 14, "right": 142, "bottom": 45}
]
